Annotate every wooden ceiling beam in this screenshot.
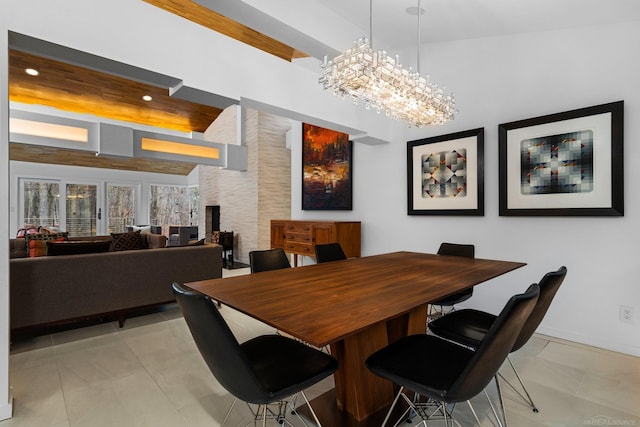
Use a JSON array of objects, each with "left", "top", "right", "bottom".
[{"left": 143, "top": 0, "right": 308, "bottom": 61}]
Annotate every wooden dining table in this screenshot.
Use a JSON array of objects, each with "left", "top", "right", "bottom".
[{"left": 185, "top": 251, "right": 526, "bottom": 426}]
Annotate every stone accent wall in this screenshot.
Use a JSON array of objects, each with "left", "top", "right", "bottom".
[{"left": 198, "top": 107, "right": 291, "bottom": 264}]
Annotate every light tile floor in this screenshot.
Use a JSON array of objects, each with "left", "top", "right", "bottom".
[{"left": 4, "top": 267, "right": 639, "bottom": 426}]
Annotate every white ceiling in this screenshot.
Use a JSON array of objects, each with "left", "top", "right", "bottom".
[{"left": 318, "top": 0, "right": 640, "bottom": 50}]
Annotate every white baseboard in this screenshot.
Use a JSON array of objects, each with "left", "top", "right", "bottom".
[
  {"left": 0, "top": 396, "right": 13, "bottom": 421},
  {"left": 537, "top": 325, "right": 640, "bottom": 357}
]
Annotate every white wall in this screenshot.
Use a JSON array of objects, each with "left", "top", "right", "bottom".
[
  {"left": 1, "top": 28, "right": 14, "bottom": 421},
  {"left": 293, "top": 22, "right": 640, "bottom": 356}
]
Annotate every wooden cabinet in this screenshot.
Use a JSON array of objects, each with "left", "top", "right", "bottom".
[{"left": 271, "top": 220, "right": 361, "bottom": 266}]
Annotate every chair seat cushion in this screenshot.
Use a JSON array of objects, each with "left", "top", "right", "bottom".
[
  {"left": 428, "top": 309, "right": 496, "bottom": 348},
  {"left": 241, "top": 334, "right": 338, "bottom": 402},
  {"left": 366, "top": 334, "right": 474, "bottom": 401}
]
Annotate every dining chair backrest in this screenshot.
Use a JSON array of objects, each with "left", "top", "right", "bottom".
[
  {"left": 437, "top": 242, "right": 475, "bottom": 258},
  {"left": 249, "top": 248, "right": 291, "bottom": 273},
  {"left": 512, "top": 266, "right": 567, "bottom": 351},
  {"left": 446, "top": 283, "right": 539, "bottom": 402},
  {"left": 314, "top": 243, "right": 347, "bottom": 263},
  {"left": 172, "top": 283, "right": 268, "bottom": 403},
  {"left": 433, "top": 243, "right": 476, "bottom": 305}
]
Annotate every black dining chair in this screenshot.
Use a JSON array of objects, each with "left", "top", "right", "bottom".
[
  {"left": 172, "top": 283, "right": 338, "bottom": 426},
  {"left": 366, "top": 283, "right": 540, "bottom": 427},
  {"left": 249, "top": 248, "right": 291, "bottom": 273},
  {"left": 314, "top": 242, "right": 347, "bottom": 263},
  {"left": 428, "top": 266, "right": 567, "bottom": 413},
  {"left": 429, "top": 243, "right": 476, "bottom": 319}
]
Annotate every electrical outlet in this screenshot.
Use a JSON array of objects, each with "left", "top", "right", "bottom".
[{"left": 620, "top": 305, "right": 634, "bottom": 324}]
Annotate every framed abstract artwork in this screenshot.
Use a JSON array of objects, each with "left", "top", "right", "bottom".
[
  {"left": 302, "top": 123, "right": 352, "bottom": 210},
  {"left": 499, "top": 101, "right": 624, "bottom": 216},
  {"left": 407, "top": 128, "right": 484, "bottom": 216}
]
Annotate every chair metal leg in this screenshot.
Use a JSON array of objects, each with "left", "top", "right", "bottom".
[
  {"left": 262, "top": 404, "right": 267, "bottom": 427},
  {"left": 442, "top": 402, "right": 450, "bottom": 426},
  {"left": 380, "top": 387, "right": 433, "bottom": 427},
  {"left": 381, "top": 386, "right": 406, "bottom": 427},
  {"left": 483, "top": 388, "right": 504, "bottom": 427},
  {"left": 298, "top": 391, "right": 323, "bottom": 427},
  {"left": 221, "top": 397, "right": 238, "bottom": 426},
  {"left": 234, "top": 397, "right": 319, "bottom": 427},
  {"left": 428, "top": 304, "right": 457, "bottom": 322},
  {"left": 465, "top": 400, "right": 482, "bottom": 426},
  {"left": 494, "top": 375, "right": 509, "bottom": 427},
  {"left": 501, "top": 356, "right": 539, "bottom": 412}
]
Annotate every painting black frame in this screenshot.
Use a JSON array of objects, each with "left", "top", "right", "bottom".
[
  {"left": 407, "top": 128, "right": 484, "bottom": 216},
  {"left": 499, "top": 101, "right": 624, "bottom": 216}
]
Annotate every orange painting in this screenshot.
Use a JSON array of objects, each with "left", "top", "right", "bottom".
[{"left": 302, "top": 123, "right": 352, "bottom": 210}]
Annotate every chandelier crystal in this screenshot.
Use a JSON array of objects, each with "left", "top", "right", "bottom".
[{"left": 318, "top": 3, "right": 456, "bottom": 127}]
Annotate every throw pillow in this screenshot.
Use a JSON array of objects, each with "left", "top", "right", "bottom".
[
  {"left": 25, "top": 232, "right": 69, "bottom": 253},
  {"left": 16, "top": 226, "right": 38, "bottom": 238},
  {"left": 28, "top": 240, "right": 48, "bottom": 257},
  {"left": 47, "top": 240, "right": 112, "bottom": 256},
  {"left": 28, "top": 236, "right": 66, "bottom": 257},
  {"left": 110, "top": 230, "right": 143, "bottom": 251}
]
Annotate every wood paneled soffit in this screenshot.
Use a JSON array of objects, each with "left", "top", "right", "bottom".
[
  {"left": 8, "top": 33, "right": 242, "bottom": 174},
  {"left": 10, "top": 143, "right": 197, "bottom": 176},
  {"left": 9, "top": 49, "right": 223, "bottom": 133}
]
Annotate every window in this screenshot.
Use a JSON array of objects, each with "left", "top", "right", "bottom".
[
  {"left": 107, "top": 184, "right": 136, "bottom": 233},
  {"left": 16, "top": 174, "right": 193, "bottom": 237},
  {"left": 21, "top": 179, "right": 60, "bottom": 229},
  {"left": 189, "top": 186, "right": 199, "bottom": 227},
  {"left": 66, "top": 183, "right": 97, "bottom": 236},
  {"left": 149, "top": 184, "right": 198, "bottom": 235},
  {"left": 19, "top": 179, "right": 99, "bottom": 236}
]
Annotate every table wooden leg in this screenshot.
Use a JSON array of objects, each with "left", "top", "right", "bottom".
[
  {"left": 301, "top": 304, "right": 429, "bottom": 426},
  {"left": 329, "top": 304, "right": 428, "bottom": 420},
  {"left": 330, "top": 321, "right": 394, "bottom": 420}
]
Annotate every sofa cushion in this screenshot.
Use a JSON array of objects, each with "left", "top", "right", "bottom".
[
  {"left": 10, "top": 239, "right": 28, "bottom": 259},
  {"left": 143, "top": 233, "right": 167, "bottom": 249},
  {"left": 47, "top": 240, "right": 112, "bottom": 256},
  {"left": 110, "top": 230, "right": 143, "bottom": 251}
]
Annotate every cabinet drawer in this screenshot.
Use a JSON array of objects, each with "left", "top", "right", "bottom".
[
  {"left": 285, "top": 223, "right": 313, "bottom": 234},
  {"left": 284, "top": 242, "right": 314, "bottom": 255},
  {"left": 285, "top": 233, "right": 313, "bottom": 244}
]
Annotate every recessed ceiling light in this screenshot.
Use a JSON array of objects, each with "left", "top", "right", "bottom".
[
  {"left": 142, "top": 95, "right": 153, "bottom": 102},
  {"left": 25, "top": 68, "right": 39, "bottom": 76}
]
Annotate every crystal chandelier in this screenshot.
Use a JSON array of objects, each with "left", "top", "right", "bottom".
[{"left": 319, "top": 0, "right": 456, "bottom": 127}]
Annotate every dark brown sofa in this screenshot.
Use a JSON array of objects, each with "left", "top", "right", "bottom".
[{"left": 9, "top": 236, "right": 222, "bottom": 334}]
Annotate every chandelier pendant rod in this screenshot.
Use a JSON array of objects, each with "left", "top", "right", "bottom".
[
  {"left": 417, "top": 0, "right": 421, "bottom": 74},
  {"left": 369, "top": 0, "right": 373, "bottom": 48}
]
